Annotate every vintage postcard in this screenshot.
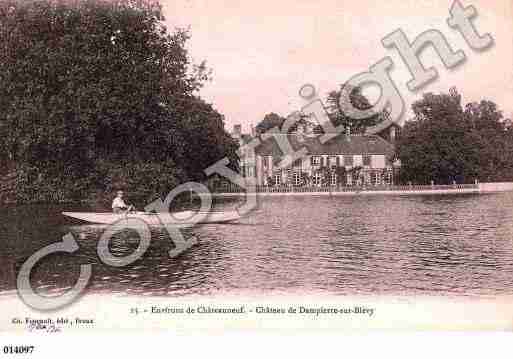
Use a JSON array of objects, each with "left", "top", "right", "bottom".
[{"left": 1, "top": 0, "right": 513, "bottom": 345}]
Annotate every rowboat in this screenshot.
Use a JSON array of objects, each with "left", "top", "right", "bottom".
[{"left": 62, "top": 210, "right": 241, "bottom": 225}]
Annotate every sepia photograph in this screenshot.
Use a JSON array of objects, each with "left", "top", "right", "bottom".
[{"left": 1, "top": 0, "right": 513, "bottom": 348}]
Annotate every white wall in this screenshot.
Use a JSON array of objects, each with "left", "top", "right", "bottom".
[
  {"left": 372, "top": 155, "right": 386, "bottom": 168},
  {"left": 353, "top": 155, "right": 363, "bottom": 167}
]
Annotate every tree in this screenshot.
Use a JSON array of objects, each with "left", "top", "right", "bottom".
[
  {"left": 174, "top": 97, "right": 239, "bottom": 181},
  {"left": 0, "top": 0, "right": 237, "bottom": 203},
  {"left": 325, "top": 85, "right": 384, "bottom": 135},
  {"left": 255, "top": 112, "right": 287, "bottom": 134},
  {"left": 464, "top": 100, "right": 513, "bottom": 181},
  {"left": 255, "top": 111, "right": 322, "bottom": 135},
  {"left": 256, "top": 85, "right": 383, "bottom": 137},
  {"left": 396, "top": 89, "right": 513, "bottom": 184}
]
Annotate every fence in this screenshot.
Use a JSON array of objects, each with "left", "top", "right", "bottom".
[{"left": 212, "top": 183, "right": 480, "bottom": 194}]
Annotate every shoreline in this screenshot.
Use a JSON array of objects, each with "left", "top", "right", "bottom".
[
  {"left": 213, "top": 182, "right": 513, "bottom": 197},
  {"left": 213, "top": 189, "right": 481, "bottom": 197},
  {"left": 2, "top": 182, "right": 513, "bottom": 205}
]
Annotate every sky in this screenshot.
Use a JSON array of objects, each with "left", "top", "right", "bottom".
[{"left": 162, "top": 0, "right": 513, "bottom": 133}]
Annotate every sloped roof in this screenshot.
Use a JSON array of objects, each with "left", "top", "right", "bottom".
[
  {"left": 254, "top": 133, "right": 395, "bottom": 157},
  {"left": 365, "top": 119, "right": 401, "bottom": 135}
]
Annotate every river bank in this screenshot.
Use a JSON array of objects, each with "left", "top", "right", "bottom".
[
  {"left": 3, "top": 181, "right": 513, "bottom": 204},
  {"left": 213, "top": 182, "right": 513, "bottom": 197}
]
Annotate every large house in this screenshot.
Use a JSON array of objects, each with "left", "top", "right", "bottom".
[{"left": 230, "top": 121, "right": 401, "bottom": 187}]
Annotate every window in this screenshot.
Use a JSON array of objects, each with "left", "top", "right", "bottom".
[
  {"left": 364, "top": 172, "right": 371, "bottom": 185},
  {"left": 312, "top": 173, "right": 322, "bottom": 186},
  {"left": 274, "top": 173, "right": 281, "bottom": 186},
  {"left": 293, "top": 159, "right": 302, "bottom": 168},
  {"left": 293, "top": 172, "right": 301, "bottom": 186},
  {"left": 363, "top": 155, "right": 372, "bottom": 167},
  {"left": 346, "top": 174, "right": 353, "bottom": 186},
  {"left": 371, "top": 171, "right": 380, "bottom": 186},
  {"left": 330, "top": 173, "right": 337, "bottom": 186},
  {"left": 353, "top": 171, "right": 360, "bottom": 184},
  {"left": 386, "top": 171, "right": 393, "bottom": 185},
  {"left": 312, "top": 156, "right": 321, "bottom": 166},
  {"left": 242, "top": 148, "right": 248, "bottom": 158},
  {"left": 344, "top": 155, "right": 354, "bottom": 167},
  {"left": 329, "top": 156, "right": 338, "bottom": 167}
]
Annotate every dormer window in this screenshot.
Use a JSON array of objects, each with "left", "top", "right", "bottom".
[
  {"left": 363, "top": 155, "right": 372, "bottom": 167},
  {"left": 344, "top": 155, "right": 354, "bottom": 167}
]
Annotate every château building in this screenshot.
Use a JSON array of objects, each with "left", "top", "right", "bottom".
[{"left": 230, "top": 120, "right": 401, "bottom": 187}]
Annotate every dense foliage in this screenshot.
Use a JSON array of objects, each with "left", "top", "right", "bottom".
[
  {"left": 0, "top": 0, "right": 238, "bottom": 205},
  {"left": 255, "top": 113, "right": 287, "bottom": 134},
  {"left": 396, "top": 89, "right": 513, "bottom": 184},
  {"left": 325, "top": 85, "right": 385, "bottom": 135},
  {"left": 255, "top": 85, "right": 384, "bottom": 136}
]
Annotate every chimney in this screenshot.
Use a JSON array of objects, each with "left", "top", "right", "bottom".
[
  {"left": 251, "top": 124, "right": 256, "bottom": 138},
  {"left": 296, "top": 125, "right": 305, "bottom": 142},
  {"left": 390, "top": 126, "right": 396, "bottom": 142},
  {"left": 233, "top": 124, "right": 242, "bottom": 139}
]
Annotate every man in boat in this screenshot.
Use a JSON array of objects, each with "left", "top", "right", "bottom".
[{"left": 112, "top": 190, "right": 133, "bottom": 213}]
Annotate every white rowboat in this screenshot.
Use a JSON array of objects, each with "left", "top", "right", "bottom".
[{"left": 62, "top": 210, "right": 241, "bottom": 225}]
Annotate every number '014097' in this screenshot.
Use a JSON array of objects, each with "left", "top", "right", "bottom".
[{"left": 3, "top": 346, "right": 35, "bottom": 355}]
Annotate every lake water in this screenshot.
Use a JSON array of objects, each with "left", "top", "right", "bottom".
[{"left": 1, "top": 193, "right": 513, "bottom": 299}]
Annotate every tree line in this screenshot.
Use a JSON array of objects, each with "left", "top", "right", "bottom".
[
  {"left": 255, "top": 87, "right": 513, "bottom": 185},
  {"left": 255, "top": 85, "right": 384, "bottom": 136},
  {"left": 396, "top": 89, "right": 513, "bottom": 184},
  {"left": 0, "top": 0, "right": 238, "bottom": 205}
]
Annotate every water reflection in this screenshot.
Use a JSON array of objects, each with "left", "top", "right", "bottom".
[{"left": 1, "top": 193, "right": 513, "bottom": 298}]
